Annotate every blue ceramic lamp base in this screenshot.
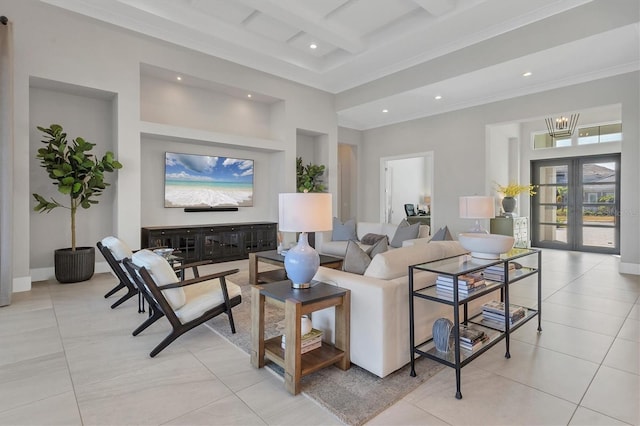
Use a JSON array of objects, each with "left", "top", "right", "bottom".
[{"left": 284, "top": 232, "right": 320, "bottom": 289}]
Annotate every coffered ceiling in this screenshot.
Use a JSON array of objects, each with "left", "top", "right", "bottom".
[{"left": 42, "top": 0, "right": 639, "bottom": 129}]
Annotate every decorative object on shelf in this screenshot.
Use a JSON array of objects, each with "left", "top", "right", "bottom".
[
  {"left": 33, "top": 124, "right": 122, "bottom": 283},
  {"left": 296, "top": 157, "right": 326, "bottom": 193},
  {"left": 432, "top": 318, "right": 453, "bottom": 353},
  {"left": 459, "top": 196, "right": 495, "bottom": 233},
  {"left": 301, "top": 315, "right": 313, "bottom": 336},
  {"left": 278, "top": 192, "right": 332, "bottom": 289},
  {"left": 153, "top": 248, "right": 174, "bottom": 259},
  {"left": 494, "top": 182, "right": 537, "bottom": 217},
  {"left": 545, "top": 113, "right": 579, "bottom": 139},
  {"left": 458, "top": 233, "right": 514, "bottom": 259}
]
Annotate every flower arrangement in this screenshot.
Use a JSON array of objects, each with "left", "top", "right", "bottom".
[{"left": 495, "top": 182, "right": 537, "bottom": 197}]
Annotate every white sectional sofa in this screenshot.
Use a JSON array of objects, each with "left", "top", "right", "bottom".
[
  {"left": 315, "top": 221, "right": 429, "bottom": 257},
  {"left": 311, "top": 240, "right": 498, "bottom": 378}
]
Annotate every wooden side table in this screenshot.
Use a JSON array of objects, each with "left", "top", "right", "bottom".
[{"left": 250, "top": 280, "right": 350, "bottom": 395}]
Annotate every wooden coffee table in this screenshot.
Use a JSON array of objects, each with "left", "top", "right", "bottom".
[
  {"left": 250, "top": 280, "right": 350, "bottom": 395},
  {"left": 249, "top": 250, "right": 343, "bottom": 286}
]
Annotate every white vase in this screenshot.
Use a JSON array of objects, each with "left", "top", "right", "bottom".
[{"left": 301, "top": 315, "right": 313, "bottom": 336}]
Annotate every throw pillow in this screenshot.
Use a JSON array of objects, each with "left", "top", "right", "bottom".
[
  {"left": 342, "top": 238, "right": 389, "bottom": 275},
  {"left": 430, "top": 226, "right": 454, "bottom": 241},
  {"left": 366, "top": 237, "right": 388, "bottom": 258},
  {"left": 332, "top": 217, "right": 357, "bottom": 241},
  {"left": 389, "top": 222, "right": 420, "bottom": 248},
  {"left": 360, "top": 233, "right": 387, "bottom": 245},
  {"left": 342, "top": 241, "right": 372, "bottom": 275}
]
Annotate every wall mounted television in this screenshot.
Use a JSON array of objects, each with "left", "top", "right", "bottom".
[{"left": 164, "top": 152, "right": 254, "bottom": 208}]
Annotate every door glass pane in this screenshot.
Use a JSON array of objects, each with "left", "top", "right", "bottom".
[
  {"left": 582, "top": 162, "right": 616, "bottom": 183},
  {"left": 537, "top": 185, "right": 568, "bottom": 204},
  {"left": 538, "top": 165, "right": 568, "bottom": 184},
  {"left": 582, "top": 207, "right": 615, "bottom": 226},
  {"left": 583, "top": 227, "right": 616, "bottom": 248},
  {"left": 538, "top": 205, "right": 567, "bottom": 225},
  {"left": 538, "top": 224, "right": 567, "bottom": 244}
]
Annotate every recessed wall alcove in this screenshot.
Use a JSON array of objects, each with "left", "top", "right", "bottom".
[{"left": 28, "top": 77, "right": 117, "bottom": 274}]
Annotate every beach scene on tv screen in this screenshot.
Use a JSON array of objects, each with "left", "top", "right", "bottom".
[{"left": 165, "top": 152, "right": 254, "bottom": 207}]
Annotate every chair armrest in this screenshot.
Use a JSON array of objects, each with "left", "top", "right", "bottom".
[{"left": 157, "top": 268, "right": 239, "bottom": 290}]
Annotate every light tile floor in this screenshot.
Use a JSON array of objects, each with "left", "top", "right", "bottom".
[{"left": 0, "top": 250, "right": 638, "bottom": 425}]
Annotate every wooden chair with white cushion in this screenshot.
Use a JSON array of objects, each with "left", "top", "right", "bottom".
[
  {"left": 97, "top": 236, "right": 138, "bottom": 309},
  {"left": 123, "top": 249, "right": 242, "bottom": 357}
]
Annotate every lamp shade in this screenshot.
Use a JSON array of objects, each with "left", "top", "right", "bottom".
[
  {"left": 278, "top": 193, "right": 332, "bottom": 233},
  {"left": 459, "top": 196, "right": 495, "bottom": 219}
]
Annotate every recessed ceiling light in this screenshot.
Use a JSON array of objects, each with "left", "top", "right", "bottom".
[
  {"left": 176, "top": 76, "right": 182, "bottom": 81},
  {"left": 434, "top": 95, "right": 442, "bottom": 100},
  {"left": 309, "top": 43, "right": 317, "bottom": 49},
  {"left": 523, "top": 72, "right": 532, "bottom": 77},
  {"left": 247, "top": 94, "right": 252, "bottom": 98},
  {"left": 382, "top": 109, "right": 389, "bottom": 113}
]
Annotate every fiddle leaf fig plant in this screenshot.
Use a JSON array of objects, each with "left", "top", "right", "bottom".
[
  {"left": 33, "top": 124, "right": 122, "bottom": 251},
  {"left": 296, "top": 156, "right": 326, "bottom": 193}
]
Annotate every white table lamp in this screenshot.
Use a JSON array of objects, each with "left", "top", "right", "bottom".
[
  {"left": 278, "top": 193, "right": 332, "bottom": 289},
  {"left": 459, "top": 196, "right": 495, "bottom": 233}
]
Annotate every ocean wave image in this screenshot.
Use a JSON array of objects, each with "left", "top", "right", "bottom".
[{"left": 165, "top": 152, "right": 254, "bottom": 207}]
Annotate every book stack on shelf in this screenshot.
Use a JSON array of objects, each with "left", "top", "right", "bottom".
[
  {"left": 482, "top": 300, "right": 526, "bottom": 328},
  {"left": 458, "top": 325, "right": 489, "bottom": 352},
  {"left": 436, "top": 272, "right": 486, "bottom": 297},
  {"left": 483, "top": 263, "right": 516, "bottom": 281},
  {"left": 281, "top": 328, "right": 323, "bottom": 354}
]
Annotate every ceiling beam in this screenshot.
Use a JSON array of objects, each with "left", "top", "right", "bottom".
[{"left": 237, "top": 0, "right": 365, "bottom": 54}]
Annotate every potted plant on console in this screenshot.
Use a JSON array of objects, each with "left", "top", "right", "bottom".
[
  {"left": 495, "top": 182, "right": 536, "bottom": 217},
  {"left": 33, "top": 124, "right": 123, "bottom": 283}
]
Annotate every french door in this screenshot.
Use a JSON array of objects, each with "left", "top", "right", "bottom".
[{"left": 531, "top": 154, "right": 620, "bottom": 254}]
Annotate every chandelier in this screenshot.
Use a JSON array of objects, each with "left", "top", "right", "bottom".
[{"left": 545, "top": 113, "right": 579, "bottom": 139}]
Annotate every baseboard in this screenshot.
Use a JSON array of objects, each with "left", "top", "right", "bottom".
[
  {"left": 619, "top": 261, "right": 640, "bottom": 275},
  {"left": 12, "top": 276, "right": 32, "bottom": 293},
  {"left": 30, "top": 261, "right": 111, "bottom": 284}
]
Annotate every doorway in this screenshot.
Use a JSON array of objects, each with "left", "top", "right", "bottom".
[
  {"left": 380, "top": 152, "right": 433, "bottom": 225},
  {"left": 531, "top": 154, "right": 620, "bottom": 254}
]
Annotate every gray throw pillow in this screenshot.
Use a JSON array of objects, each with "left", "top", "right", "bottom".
[
  {"left": 366, "top": 237, "right": 388, "bottom": 258},
  {"left": 360, "top": 233, "right": 387, "bottom": 246},
  {"left": 430, "top": 226, "right": 453, "bottom": 241},
  {"left": 332, "top": 217, "right": 357, "bottom": 241},
  {"left": 389, "top": 222, "right": 420, "bottom": 248},
  {"left": 342, "top": 241, "right": 372, "bottom": 275}
]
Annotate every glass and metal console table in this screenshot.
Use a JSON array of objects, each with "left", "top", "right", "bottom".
[{"left": 409, "top": 248, "right": 542, "bottom": 399}]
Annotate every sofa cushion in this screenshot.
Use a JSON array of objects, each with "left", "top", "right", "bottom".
[
  {"left": 332, "top": 217, "right": 357, "bottom": 241},
  {"left": 389, "top": 221, "right": 420, "bottom": 248}
]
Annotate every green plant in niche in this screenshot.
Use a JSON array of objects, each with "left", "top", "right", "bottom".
[
  {"left": 296, "top": 157, "right": 326, "bottom": 192},
  {"left": 33, "top": 124, "right": 123, "bottom": 250}
]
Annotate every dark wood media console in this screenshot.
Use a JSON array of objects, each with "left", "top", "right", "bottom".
[{"left": 141, "top": 222, "right": 278, "bottom": 263}]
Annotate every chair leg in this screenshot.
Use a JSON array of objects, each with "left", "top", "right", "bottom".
[
  {"left": 132, "top": 310, "right": 164, "bottom": 336},
  {"left": 110, "top": 288, "right": 138, "bottom": 309},
  {"left": 150, "top": 330, "right": 182, "bottom": 358},
  {"left": 227, "top": 306, "right": 237, "bottom": 334},
  {"left": 104, "top": 282, "right": 125, "bottom": 298}
]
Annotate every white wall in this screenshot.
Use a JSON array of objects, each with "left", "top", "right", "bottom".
[
  {"left": 5, "top": 0, "right": 338, "bottom": 289},
  {"left": 357, "top": 73, "right": 639, "bottom": 272}
]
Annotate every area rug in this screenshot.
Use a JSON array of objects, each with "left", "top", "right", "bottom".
[{"left": 206, "top": 269, "right": 444, "bottom": 426}]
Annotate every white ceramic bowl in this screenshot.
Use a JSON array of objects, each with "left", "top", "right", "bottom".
[
  {"left": 153, "top": 248, "right": 174, "bottom": 259},
  {"left": 458, "top": 233, "right": 515, "bottom": 259}
]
